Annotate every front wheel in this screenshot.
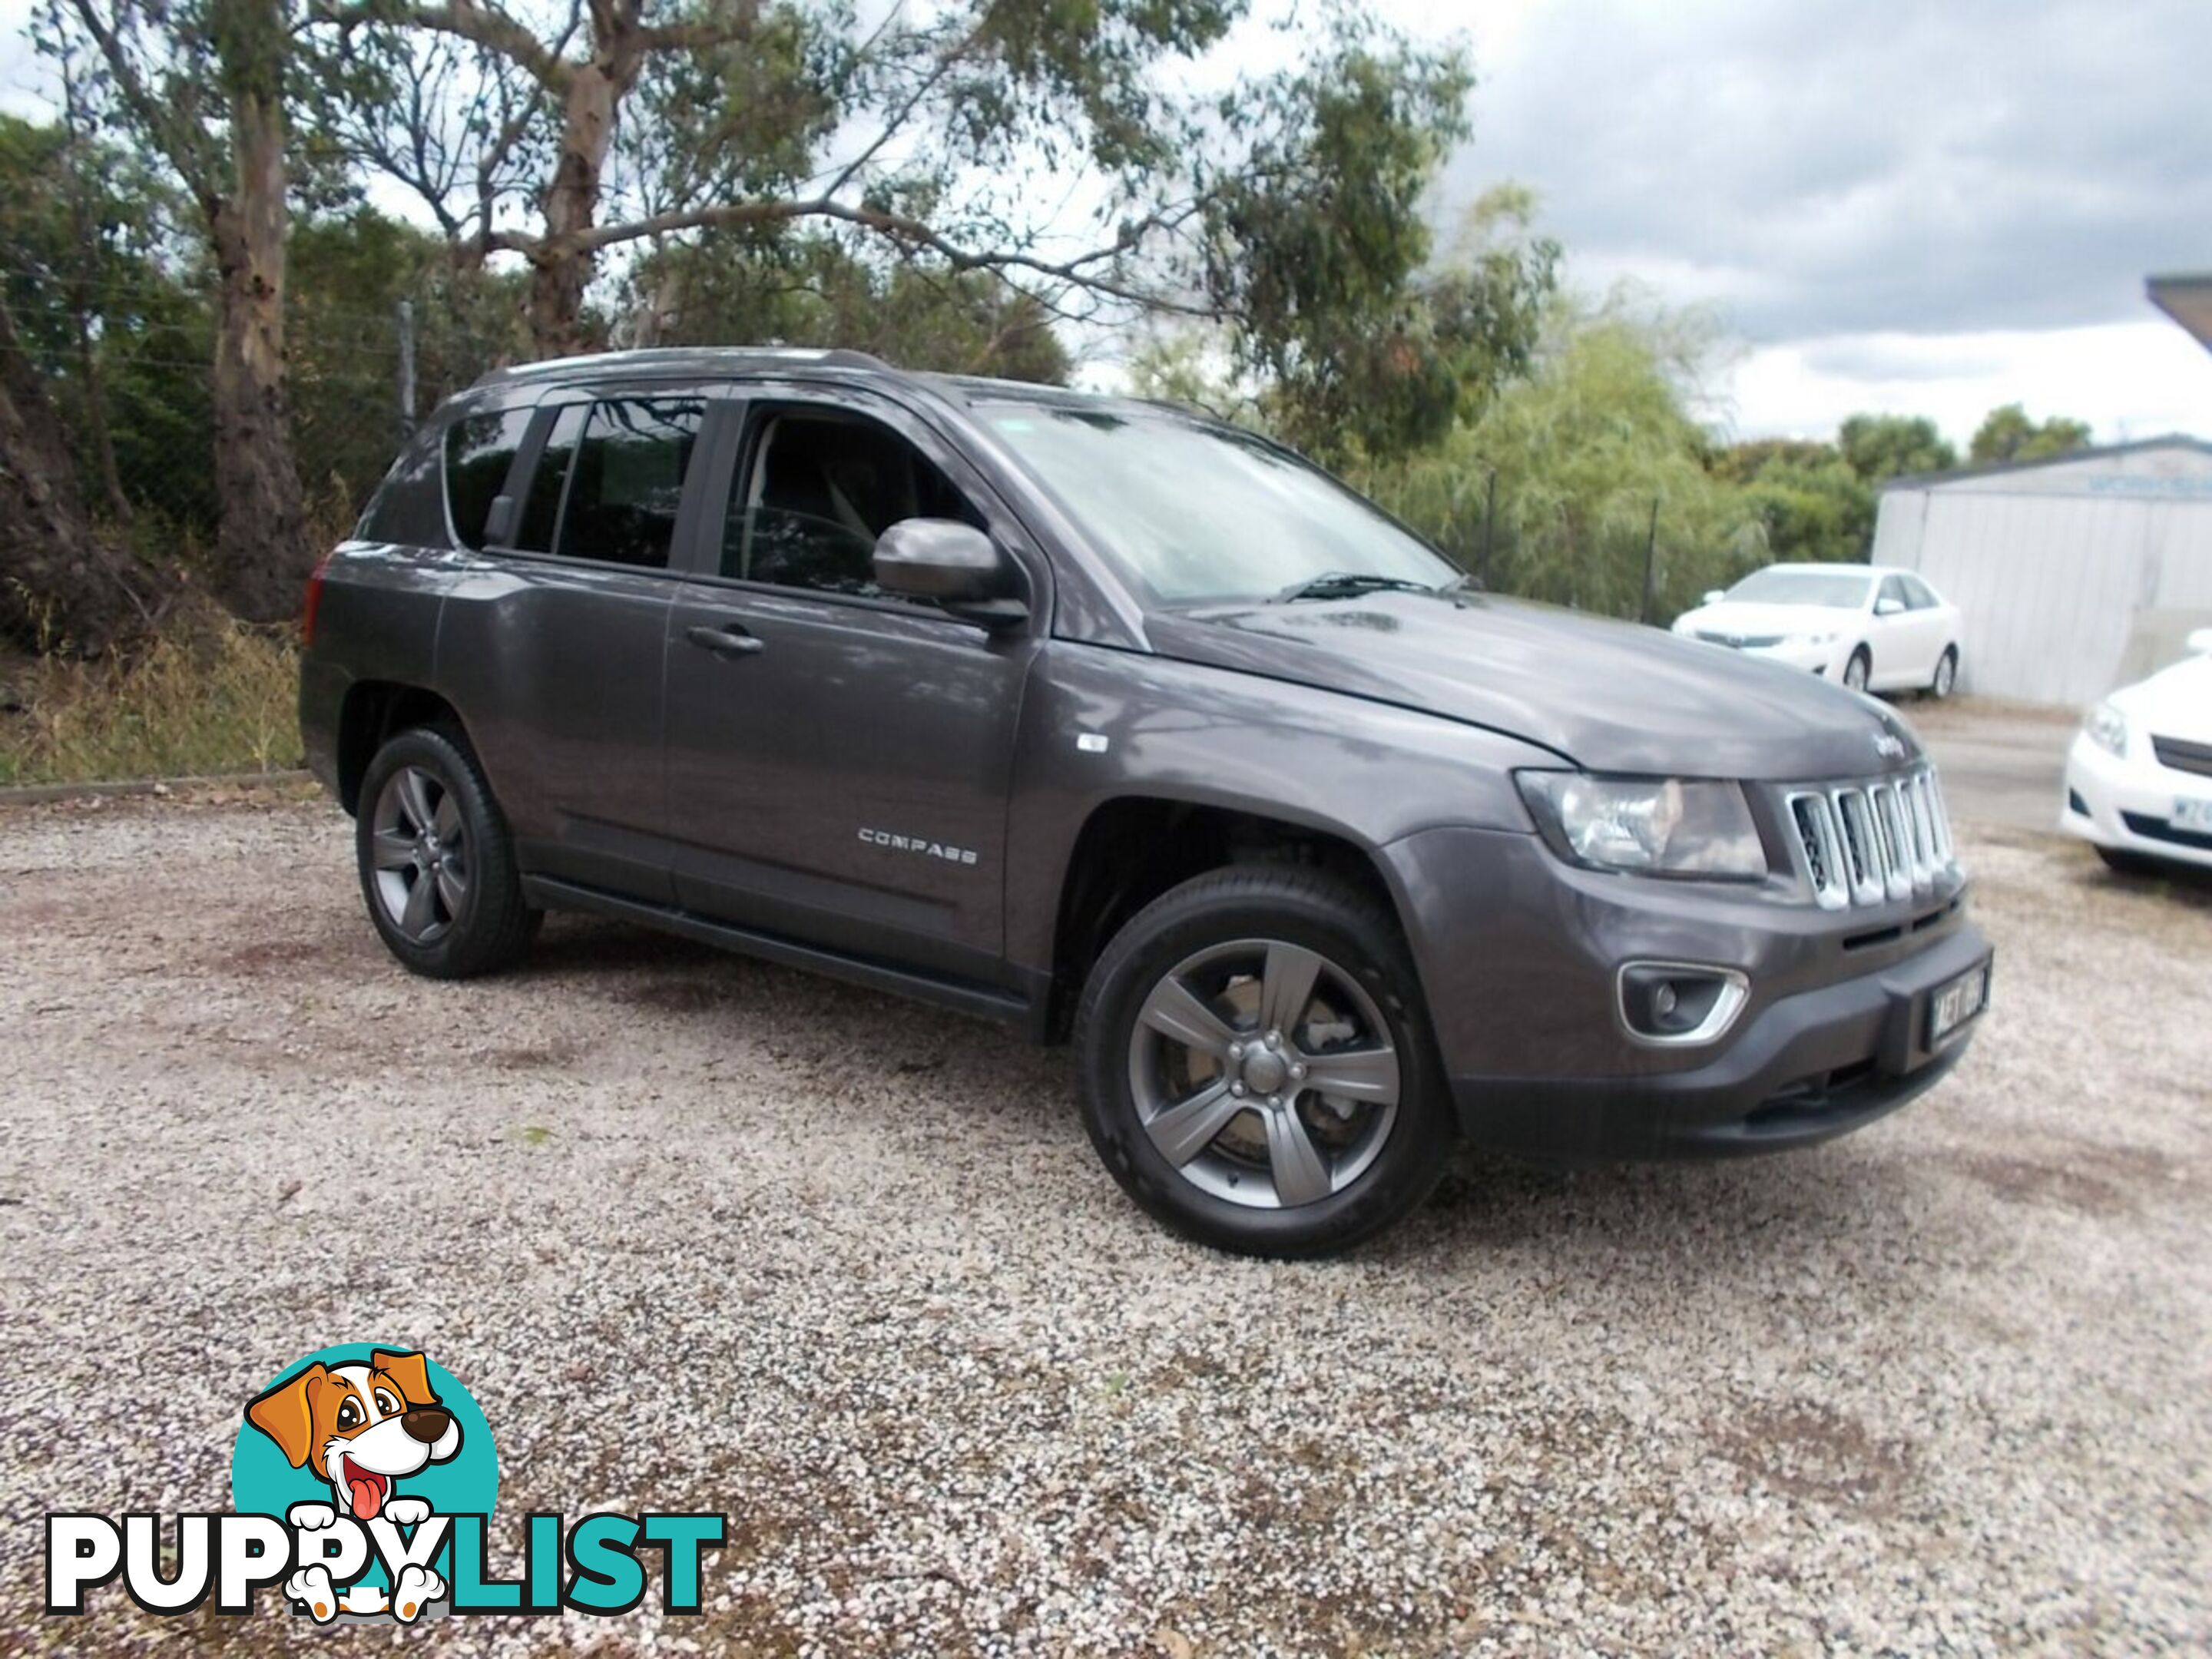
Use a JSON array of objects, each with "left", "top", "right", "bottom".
[
  {"left": 1843, "top": 647, "right": 1872, "bottom": 693},
  {"left": 356, "top": 726, "right": 539, "bottom": 979},
  {"left": 1075, "top": 866, "right": 1455, "bottom": 1257}
]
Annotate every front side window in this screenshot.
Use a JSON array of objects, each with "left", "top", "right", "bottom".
[
  {"left": 1902, "top": 575, "right": 1938, "bottom": 609},
  {"left": 1879, "top": 575, "right": 1909, "bottom": 611},
  {"left": 724, "top": 409, "right": 982, "bottom": 601},
  {"left": 444, "top": 406, "right": 532, "bottom": 549}
]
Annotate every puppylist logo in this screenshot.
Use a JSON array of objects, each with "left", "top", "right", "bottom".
[{"left": 47, "top": 1343, "right": 724, "bottom": 1624}]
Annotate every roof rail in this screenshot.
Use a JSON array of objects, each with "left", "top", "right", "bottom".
[{"left": 473, "top": 345, "right": 896, "bottom": 386}]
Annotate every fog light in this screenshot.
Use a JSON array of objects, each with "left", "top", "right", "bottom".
[{"left": 1618, "top": 962, "right": 1750, "bottom": 1046}]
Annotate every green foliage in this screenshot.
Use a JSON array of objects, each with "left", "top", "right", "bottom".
[
  {"left": 1354, "top": 296, "right": 1762, "bottom": 619},
  {"left": 1714, "top": 441, "right": 1873, "bottom": 567},
  {"left": 616, "top": 231, "right": 1071, "bottom": 382},
  {"left": 287, "top": 207, "right": 531, "bottom": 501},
  {"left": 1207, "top": 42, "right": 1555, "bottom": 463},
  {"left": 1837, "top": 412, "right": 1955, "bottom": 482},
  {"left": 1970, "top": 402, "right": 2094, "bottom": 465}
]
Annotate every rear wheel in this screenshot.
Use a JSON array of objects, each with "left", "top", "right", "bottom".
[
  {"left": 1929, "top": 646, "right": 1959, "bottom": 700},
  {"left": 356, "top": 726, "right": 539, "bottom": 979},
  {"left": 1843, "top": 647, "right": 1872, "bottom": 692},
  {"left": 1075, "top": 866, "right": 1455, "bottom": 1257}
]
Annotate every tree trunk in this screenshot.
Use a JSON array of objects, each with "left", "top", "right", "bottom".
[
  {"left": 0, "top": 295, "right": 178, "bottom": 655},
  {"left": 206, "top": 5, "right": 309, "bottom": 624},
  {"left": 526, "top": 61, "right": 628, "bottom": 358}
]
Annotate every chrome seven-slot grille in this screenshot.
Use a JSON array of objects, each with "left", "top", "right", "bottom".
[{"left": 1784, "top": 766, "right": 1957, "bottom": 910}]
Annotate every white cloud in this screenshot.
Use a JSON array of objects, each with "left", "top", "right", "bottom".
[{"left": 1723, "top": 323, "right": 2212, "bottom": 447}]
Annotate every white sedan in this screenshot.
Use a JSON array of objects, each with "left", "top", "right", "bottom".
[
  {"left": 2061, "top": 631, "right": 2212, "bottom": 876},
  {"left": 1671, "top": 563, "right": 1964, "bottom": 697}
]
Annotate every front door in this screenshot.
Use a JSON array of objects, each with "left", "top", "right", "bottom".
[{"left": 662, "top": 393, "right": 1040, "bottom": 982}]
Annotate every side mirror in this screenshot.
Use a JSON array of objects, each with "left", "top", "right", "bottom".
[
  {"left": 873, "top": 518, "right": 1027, "bottom": 628},
  {"left": 2187, "top": 627, "right": 2212, "bottom": 657},
  {"left": 1701, "top": 590, "right": 1724, "bottom": 607},
  {"left": 1875, "top": 596, "right": 1904, "bottom": 617}
]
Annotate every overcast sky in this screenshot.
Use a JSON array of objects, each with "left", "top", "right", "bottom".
[
  {"left": 1439, "top": 0, "right": 2212, "bottom": 443},
  {"left": 5, "top": 0, "right": 2209, "bottom": 445}
]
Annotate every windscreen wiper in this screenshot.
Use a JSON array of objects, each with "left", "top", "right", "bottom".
[{"left": 1271, "top": 571, "right": 1443, "bottom": 604}]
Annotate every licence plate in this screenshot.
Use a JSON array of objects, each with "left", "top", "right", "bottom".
[
  {"left": 2174, "top": 796, "right": 2212, "bottom": 830},
  {"left": 1929, "top": 962, "right": 1991, "bottom": 1046}
]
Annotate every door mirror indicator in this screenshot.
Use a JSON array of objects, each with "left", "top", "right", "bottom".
[{"left": 873, "top": 518, "right": 1027, "bottom": 628}]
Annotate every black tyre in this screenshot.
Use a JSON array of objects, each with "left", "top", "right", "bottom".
[
  {"left": 1928, "top": 646, "right": 1959, "bottom": 700},
  {"left": 1075, "top": 866, "right": 1455, "bottom": 1257},
  {"left": 1843, "top": 647, "right": 1872, "bottom": 693},
  {"left": 2095, "top": 846, "right": 2164, "bottom": 878},
  {"left": 355, "top": 725, "right": 540, "bottom": 979}
]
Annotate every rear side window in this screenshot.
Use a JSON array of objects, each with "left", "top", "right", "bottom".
[
  {"left": 515, "top": 404, "right": 586, "bottom": 552},
  {"left": 444, "top": 407, "right": 532, "bottom": 549},
  {"left": 523, "top": 397, "right": 704, "bottom": 570}
]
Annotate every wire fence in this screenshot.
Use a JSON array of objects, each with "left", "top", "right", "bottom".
[{"left": 5, "top": 259, "right": 522, "bottom": 554}]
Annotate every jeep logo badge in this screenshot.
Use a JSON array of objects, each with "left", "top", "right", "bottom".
[{"left": 1873, "top": 732, "right": 1906, "bottom": 761}]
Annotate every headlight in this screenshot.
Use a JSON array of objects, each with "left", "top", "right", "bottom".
[
  {"left": 1517, "top": 773, "right": 1767, "bottom": 879},
  {"left": 2084, "top": 702, "right": 2128, "bottom": 758}
]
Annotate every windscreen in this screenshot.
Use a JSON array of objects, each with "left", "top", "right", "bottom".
[
  {"left": 1726, "top": 568, "right": 1873, "bottom": 608},
  {"left": 982, "top": 403, "right": 1456, "bottom": 604}
]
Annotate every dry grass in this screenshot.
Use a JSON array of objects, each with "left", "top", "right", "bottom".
[{"left": 0, "top": 625, "right": 300, "bottom": 786}]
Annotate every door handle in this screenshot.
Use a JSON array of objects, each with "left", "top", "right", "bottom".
[{"left": 685, "top": 623, "right": 764, "bottom": 658}]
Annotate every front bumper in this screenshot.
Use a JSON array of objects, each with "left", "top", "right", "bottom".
[
  {"left": 1450, "top": 924, "right": 1989, "bottom": 1161},
  {"left": 1379, "top": 823, "right": 1988, "bottom": 1163},
  {"left": 2060, "top": 732, "right": 2212, "bottom": 872}
]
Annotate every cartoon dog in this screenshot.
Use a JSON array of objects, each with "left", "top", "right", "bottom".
[{"left": 244, "top": 1349, "right": 461, "bottom": 1622}]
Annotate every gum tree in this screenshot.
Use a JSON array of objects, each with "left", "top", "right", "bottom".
[
  {"left": 320, "top": 0, "right": 1524, "bottom": 454},
  {"left": 49, "top": 0, "right": 310, "bottom": 623}
]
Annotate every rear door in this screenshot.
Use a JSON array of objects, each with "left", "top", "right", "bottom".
[
  {"left": 436, "top": 389, "right": 709, "bottom": 902},
  {"left": 661, "top": 386, "right": 1043, "bottom": 982}
]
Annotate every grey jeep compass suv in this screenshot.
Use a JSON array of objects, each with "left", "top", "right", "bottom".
[{"left": 300, "top": 346, "right": 1992, "bottom": 1257}]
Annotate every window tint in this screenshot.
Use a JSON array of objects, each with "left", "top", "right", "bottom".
[
  {"left": 724, "top": 410, "right": 982, "bottom": 600},
  {"left": 515, "top": 403, "right": 585, "bottom": 552},
  {"left": 444, "top": 407, "right": 532, "bottom": 548},
  {"left": 551, "top": 398, "right": 704, "bottom": 568},
  {"left": 1879, "top": 575, "right": 1909, "bottom": 610},
  {"left": 1902, "top": 575, "right": 1938, "bottom": 609},
  {"left": 358, "top": 424, "right": 448, "bottom": 545}
]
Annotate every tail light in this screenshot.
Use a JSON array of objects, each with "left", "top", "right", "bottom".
[{"left": 302, "top": 551, "right": 333, "bottom": 646}]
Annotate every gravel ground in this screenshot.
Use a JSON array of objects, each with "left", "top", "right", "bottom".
[{"left": 4, "top": 790, "right": 2210, "bottom": 1656}]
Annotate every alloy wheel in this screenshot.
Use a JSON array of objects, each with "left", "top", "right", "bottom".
[
  {"left": 1126, "top": 938, "right": 1401, "bottom": 1209},
  {"left": 368, "top": 765, "right": 469, "bottom": 944}
]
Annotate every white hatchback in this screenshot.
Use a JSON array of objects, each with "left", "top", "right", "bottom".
[
  {"left": 2061, "top": 631, "right": 2212, "bottom": 875},
  {"left": 1671, "top": 563, "right": 1964, "bottom": 697}
]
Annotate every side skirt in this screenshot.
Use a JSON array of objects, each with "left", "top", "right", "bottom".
[{"left": 520, "top": 874, "right": 1041, "bottom": 1035}]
